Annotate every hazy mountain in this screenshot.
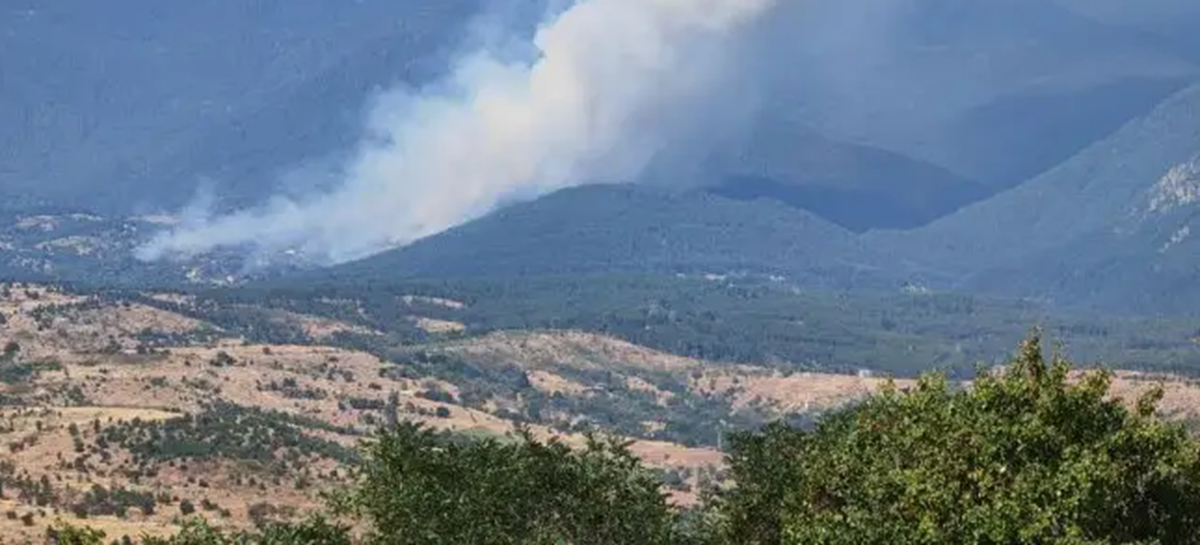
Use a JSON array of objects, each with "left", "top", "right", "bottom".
[
  {"left": 872, "top": 82, "right": 1200, "bottom": 281},
  {"left": 713, "top": 127, "right": 987, "bottom": 231},
  {"left": 6, "top": 0, "right": 1200, "bottom": 316},
  {"left": 750, "top": 0, "right": 1197, "bottom": 186},
  {"left": 319, "top": 184, "right": 890, "bottom": 289},
  {"left": 969, "top": 154, "right": 1200, "bottom": 314},
  {"left": 938, "top": 76, "right": 1193, "bottom": 188},
  {"left": 4, "top": 0, "right": 1196, "bottom": 234},
  {"left": 1056, "top": 0, "right": 1200, "bottom": 63},
  {"left": 0, "top": 0, "right": 480, "bottom": 214}
]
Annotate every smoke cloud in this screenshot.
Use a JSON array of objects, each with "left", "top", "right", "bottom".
[{"left": 137, "top": 0, "right": 780, "bottom": 265}]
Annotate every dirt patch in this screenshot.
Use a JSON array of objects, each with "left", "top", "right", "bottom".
[
  {"left": 412, "top": 317, "right": 466, "bottom": 335},
  {"left": 1100, "top": 371, "right": 1200, "bottom": 422},
  {"left": 692, "top": 368, "right": 912, "bottom": 414},
  {"left": 267, "top": 310, "right": 379, "bottom": 342},
  {"left": 438, "top": 330, "right": 702, "bottom": 374},
  {"left": 528, "top": 370, "right": 589, "bottom": 396},
  {"left": 401, "top": 295, "right": 466, "bottom": 309}
]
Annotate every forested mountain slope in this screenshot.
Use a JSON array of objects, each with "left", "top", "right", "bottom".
[
  {"left": 872, "top": 82, "right": 1200, "bottom": 283},
  {"left": 321, "top": 185, "right": 885, "bottom": 288}
]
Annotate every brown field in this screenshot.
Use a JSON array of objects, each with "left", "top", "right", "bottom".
[
  {"left": 691, "top": 368, "right": 915, "bottom": 413},
  {"left": 4, "top": 284, "right": 1200, "bottom": 536},
  {"left": 0, "top": 290, "right": 731, "bottom": 535},
  {"left": 433, "top": 330, "right": 703, "bottom": 374},
  {"left": 261, "top": 309, "right": 379, "bottom": 342}
]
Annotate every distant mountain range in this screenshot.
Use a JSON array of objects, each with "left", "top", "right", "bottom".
[
  {"left": 0, "top": 0, "right": 480, "bottom": 213},
  {"left": 3, "top": 0, "right": 1196, "bottom": 224},
  {"left": 4, "top": 0, "right": 1200, "bottom": 316},
  {"left": 326, "top": 80, "right": 1200, "bottom": 314},
  {"left": 316, "top": 184, "right": 889, "bottom": 290},
  {"left": 878, "top": 82, "right": 1200, "bottom": 280}
]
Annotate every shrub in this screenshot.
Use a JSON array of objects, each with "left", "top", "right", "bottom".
[
  {"left": 711, "top": 333, "right": 1200, "bottom": 544},
  {"left": 347, "top": 423, "right": 680, "bottom": 544}
]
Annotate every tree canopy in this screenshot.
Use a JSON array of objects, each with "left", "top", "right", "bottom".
[
  {"left": 712, "top": 334, "right": 1200, "bottom": 544},
  {"left": 342, "top": 424, "right": 681, "bottom": 545}
]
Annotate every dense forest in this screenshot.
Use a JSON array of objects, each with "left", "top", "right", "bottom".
[
  {"left": 131, "top": 274, "right": 1200, "bottom": 379},
  {"left": 49, "top": 335, "right": 1200, "bottom": 544}
]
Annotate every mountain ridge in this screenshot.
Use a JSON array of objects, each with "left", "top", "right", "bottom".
[
  {"left": 315, "top": 184, "right": 892, "bottom": 290},
  {"left": 869, "top": 80, "right": 1200, "bottom": 281}
]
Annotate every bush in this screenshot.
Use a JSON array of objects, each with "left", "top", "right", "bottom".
[
  {"left": 710, "top": 333, "right": 1200, "bottom": 544},
  {"left": 347, "top": 423, "right": 681, "bottom": 544},
  {"left": 45, "top": 520, "right": 107, "bottom": 545}
]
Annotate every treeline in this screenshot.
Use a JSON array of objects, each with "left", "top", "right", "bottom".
[
  {"left": 51, "top": 335, "right": 1200, "bottom": 544},
  {"left": 152, "top": 274, "right": 1200, "bottom": 379},
  {"left": 52, "top": 274, "right": 1200, "bottom": 382}
]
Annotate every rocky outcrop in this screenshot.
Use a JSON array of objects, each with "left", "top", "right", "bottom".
[{"left": 1147, "top": 155, "right": 1200, "bottom": 214}]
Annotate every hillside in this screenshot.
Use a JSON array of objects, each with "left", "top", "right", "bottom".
[
  {"left": 968, "top": 154, "right": 1200, "bottom": 314},
  {"left": 0, "top": 284, "right": 737, "bottom": 539},
  {"left": 713, "top": 127, "right": 988, "bottom": 231},
  {"left": 873, "top": 81, "right": 1200, "bottom": 285},
  {"left": 748, "top": 0, "right": 1197, "bottom": 186},
  {"left": 0, "top": 212, "right": 269, "bottom": 287},
  {"left": 4, "top": 0, "right": 1197, "bottom": 238},
  {"left": 318, "top": 185, "right": 886, "bottom": 289},
  {"left": 3, "top": 282, "right": 1200, "bottom": 539},
  {"left": 0, "top": 0, "right": 479, "bottom": 214},
  {"left": 255, "top": 273, "right": 1200, "bottom": 379}
]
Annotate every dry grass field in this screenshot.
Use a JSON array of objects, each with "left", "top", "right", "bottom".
[{"left": 2, "top": 282, "right": 1199, "bottom": 539}]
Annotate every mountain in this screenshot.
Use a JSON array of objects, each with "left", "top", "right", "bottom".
[
  {"left": 0, "top": 0, "right": 481, "bottom": 214},
  {"left": 4, "top": 0, "right": 1197, "bottom": 236},
  {"left": 748, "top": 0, "right": 1197, "bottom": 188},
  {"left": 938, "top": 75, "right": 1193, "bottom": 189},
  {"left": 1056, "top": 0, "right": 1200, "bottom": 63},
  {"left": 968, "top": 154, "right": 1200, "bottom": 314},
  {"left": 713, "top": 125, "right": 988, "bottom": 231},
  {"left": 6, "top": 0, "right": 1200, "bottom": 317},
  {"left": 871, "top": 81, "right": 1200, "bottom": 283},
  {"left": 319, "top": 184, "right": 890, "bottom": 289}
]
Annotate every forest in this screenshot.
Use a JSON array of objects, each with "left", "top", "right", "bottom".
[{"left": 125, "top": 274, "right": 1200, "bottom": 379}]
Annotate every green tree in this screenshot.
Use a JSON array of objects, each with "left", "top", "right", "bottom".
[
  {"left": 704, "top": 421, "right": 807, "bottom": 545},
  {"left": 140, "top": 518, "right": 236, "bottom": 545},
  {"left": 341, "top": 423, "right": 681, "bottom": 545},
  {"left": 714, "top": 333, "right": 1200, "bottom": 544},
  {"left": 46, "top": 519, "right": 107, "bottom": 545},
  {"left": 2, "top": 340, "right": 19, "bottom": 360},
  {"left": 256, "top": 516, "right": 351, "bottom": 545}
]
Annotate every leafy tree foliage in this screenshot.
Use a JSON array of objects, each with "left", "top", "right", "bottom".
[
  {"left": 710, "top": 333, "right": 1200, "bottom": 544},
  {"left": 45, "top": 519, "right": 107, "bottom": 544},
  {"left": 185, "top": 275, "right": 1200, "bottom": 380},
  {"left": 343, "top": 423, "right": 682, "bottom": 545},
  {"left": 100, "top": 402, "right": 358, "bottom": 467},
  {"left": 49, "top": 517, "right": 350, "bottom": 545}
]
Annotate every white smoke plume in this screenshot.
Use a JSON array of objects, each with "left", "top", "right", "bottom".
[{"left": 137, "top": 0, "right": 780, "bottom": 265}]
